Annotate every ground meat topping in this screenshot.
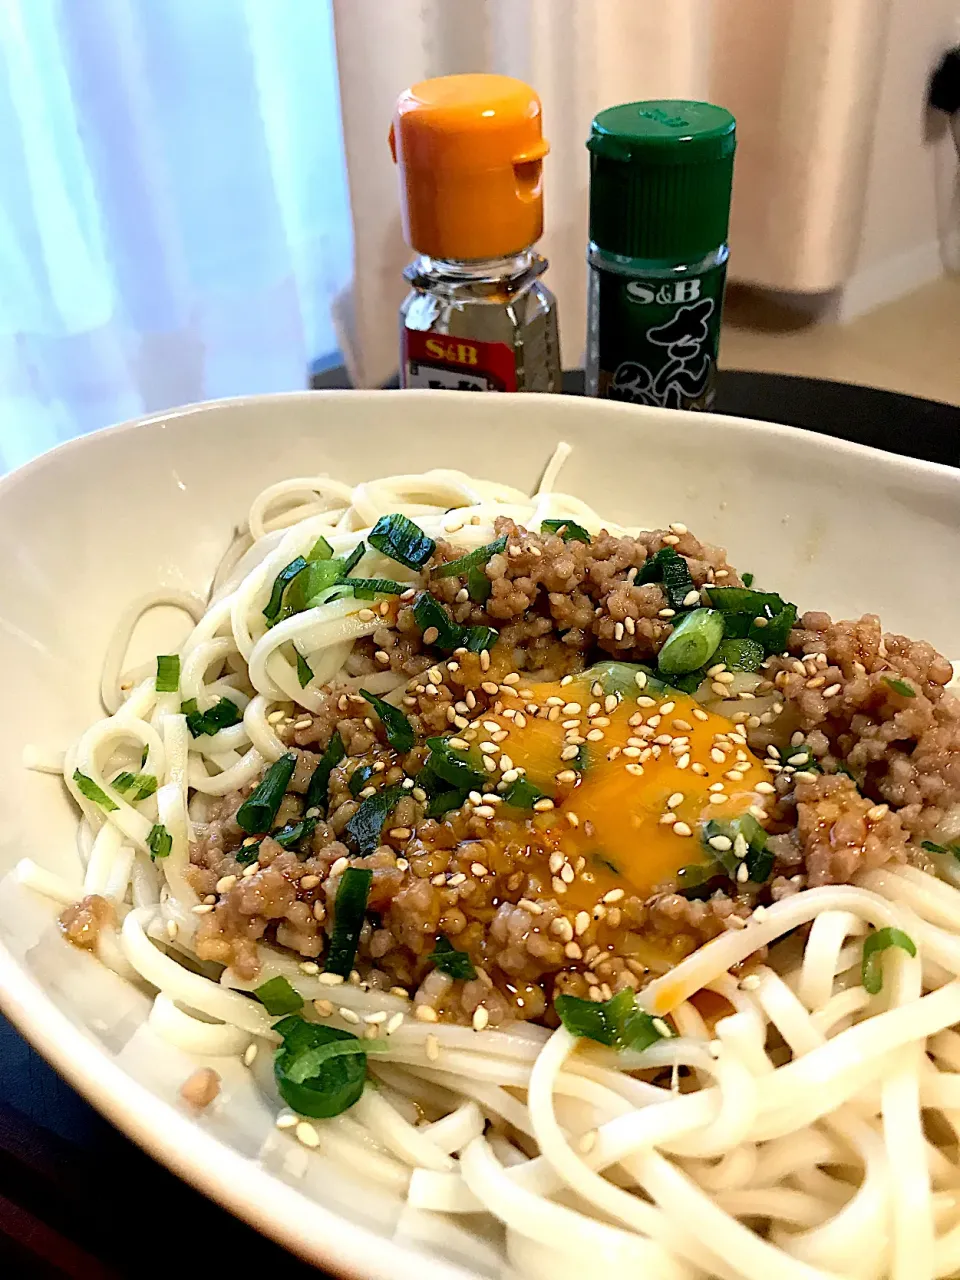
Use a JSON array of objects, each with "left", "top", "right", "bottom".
[
  {"left": 179, "top": 521, "right": 958, "bottom": 1025},
  {"left": 59, "top": 894, "right": 114, "bottom": 951}
]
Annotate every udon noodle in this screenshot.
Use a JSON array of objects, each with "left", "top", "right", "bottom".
[{"left": 17, "top": 445, "right": 960, "bottom": 1280}]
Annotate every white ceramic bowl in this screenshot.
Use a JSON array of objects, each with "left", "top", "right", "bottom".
[{"left": 1, "top": 390, "right": 958, "bottom": 1278}]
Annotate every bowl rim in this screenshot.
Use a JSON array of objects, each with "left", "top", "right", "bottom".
[{"left": 1, "top": 388, "right": 958, "bottom": 1277}]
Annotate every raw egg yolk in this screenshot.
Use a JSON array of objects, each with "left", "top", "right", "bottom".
[{"left": 467, "top": 667, "right": 772, "bottom": 908}]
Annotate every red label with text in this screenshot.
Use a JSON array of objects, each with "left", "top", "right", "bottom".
[{"left": 402, "top": 331, "right": 518, "bottom": 392}]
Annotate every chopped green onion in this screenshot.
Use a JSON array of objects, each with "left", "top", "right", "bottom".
[
  {"left": 467, "top": 565, "right": 492, "bottom": 603},
  {"left": 273, "top": 817, "right": 317, "bottom": 850},
  {"left": 787, "top": 744, "right": 822, "bottom": 774},
  {"left": 236, "top": 753, "right": 297, "bottom": 833},
  {"left": 715, "top": 637, "right": 765, "bottom": 672},
  {"left": 307, "top": 534, "right": 334, "bottom": 562},
  {"left": 555, "top": 989, "right": 671, "bottom": 1050},
  {"left": 337, "top": 576, "right": 405, "bottom": 600},
  {"left": 306, "top": 732, "right": 345, "bottom": 812},
  {"left": 701, "top": 813, "right": 772, "bottom": 883},
  {"left": 344, "top": 786, "right": 404, "bottom": 854},
  {"left": 556, "top": 989, "right": 630, "bottom": 1046},
  {"left": 622, "top": 1005, "right": 671, "bottom": 1052},
  {"left": 541, "top": 518, "right": 591, "bottom": 544},
  {"left": 426, "top": 790, "right": 467, "bottom": 818},
  {"left": 462, "top": 625, "right": 498, "bottom": 654},
  {"left": 147, "top": 823, "right": 172, "bottom": 860},
  {"left": 593, "top": 853, "right": 620, "bottom": 875},
  {"left": 182, "top": 696, "right": 243, "bottom": 737},
  {"left": 360, "top": 689, "right": 415, "bottom": 753},
  {"left": 341, "top": 542, "right": 365, "bottom": 577},
  {"left": 429, "top": 935, "right": 476, "bottom": 980},
  {"left": 884, "top": 676, "right": 916, "bottom": 698},
  {"left": 584, "top": 660, "right": 668, "bottom": 699},
  {"left": 140, "top": 744, "right": 149, "bottom": 769},
  {"left": 111, "top": 771, "right": 158, "bottom": 801},
  {"left": 755, "top": 603, "right": 797, "bottom": 655},
  {"left": 669, "top": 670, "right": 706, "bottom": 694},
  {"left": 155, "top": 654, "right": 180, "bottom": 693},
  {"left": 287, "top": 558, "right": 347, "bottom": 612},
  {"left": 425, "top": 737, "right": 487, "bottom": 793},
  {"left": 369, "top": 513, "right": 436, "bottom": 570},
  {"left": 638, "top": 547, "right": 697, "bottom": 611},
  {"left": 835, "top": 761, "right": 860, "bottom": 784},
  {"left": 413, "top": 592, "right": 464, "bottom": 651},
  {"left": 707, "top": 586, "right": 786, "bottom": 615},
  {"left": 411, "top": 591, "right": 497, "bottom": 655},
  {"left": 295, "top": 650, "right": 314, "bottom": 688},
  {"left": 433, "top": 535, "right": 507, "bottom": 578},
  {"left": 349, "top": 764, "right": 376, "bottom": 798},
  {"left": 742, "top": 572, "right": 755, "bottom": 587},
  {"left": 285, "top": 1035, "right": 384, "bottom": 1085},
  {"left": 273, "top": 1017, "right": 369, "bottom": 1118},
  {"left": 501, "top": 777, "right": 551, "bottom": 809},
  {"left": 326, "top": 866, "right": 372, "bottom": 975},
  {"left": 706, "top": 585, "right": 798, "bottom": 657},
  {"left": 235, "top": 838, "right": 262, "bottom": 865},
  {"left": 657, "top": 609, "right": 724, "bottom": 676},
  {"left": 73, "top": 769, "right": 118, "bottom": 812},
  {"left": 861, "top": 927, "right": 916, "bottom": 995},
  {"left": 676, "top": 861, "right": 721, "bottom": 897},
  {"left": 922, "top": 839, "right": 960, "bottom": 860},
  {"left": 264, "top": 556, "right": 309, "bottom": 622},
  {"left": 254, "top": 976, "right": 304, "bottom": 1016}
]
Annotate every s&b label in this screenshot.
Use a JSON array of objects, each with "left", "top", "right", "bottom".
[
  {"left": 595, "top": 262, "right": 727, "bottom": 410},
  {"left": 402, "top": 331, "right": 518, "bottom": 392}
]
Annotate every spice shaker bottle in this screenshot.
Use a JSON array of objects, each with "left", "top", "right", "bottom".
[
  {"left": 390, "top": 74, "right": 561, "bottom": 393},
  {"left": 585, "top": 101, "right": 736, "bottom": 410}
]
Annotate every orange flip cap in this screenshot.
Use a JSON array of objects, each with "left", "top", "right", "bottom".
[{"left": 389, "top": 73, "right": 549, "bottom": 261}]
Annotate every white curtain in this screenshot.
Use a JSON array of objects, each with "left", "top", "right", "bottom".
[
  {"left": 332, "top": 0, "right": 889, "bottom": 388},
  {"left": 2, "top": 0, "right": 891, "bottom": 464},
  {"left": 0, "top": 0, "right": 351, "bottom": 470}
]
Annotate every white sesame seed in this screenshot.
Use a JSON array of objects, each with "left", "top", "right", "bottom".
[
  {"left": 276, "top": 1112, "right": 298, "bottom": 1130},
  {"left": 296, "top": 1121, "right": 320, "bottom": 1148},
  {"left": 518, "top": 898, "right": 543, "bottom": 915},
  {"left": 313, "top": 999, "right": 334, "bottom": 1018},
  {"left": 166, "top": 919, "right": 179, "bottom": 940},
  {"left": 425, "top": 1033, "right": 440, "bottom": 1061},
  {"left": 414, "top": 1004, "right": 438, "bottom": 1023},
  {"left": 667, "top": 791, "right": 684, "bottom": 809},
  {"left": 357, "top": 608, "right": 376, "bottom": 622},
  {"left": 602, "top": 888, "right": 624, "bottom": 904},
  {"left": 267, "top": 709, "right": 286, "bottom": 724},
  {"left": 673, "top": 822, "right": 693, "bottom": 837},
  {"left": 533, "top": 798, "right": 555, "bottom": 812},
  {"left": 318, "top": 972, "right": 345, "bottom": 986},
  {"left": 472, "top": 1006, "right": 490, "bottom": 1032},
  {"left": 867, "top": 804, "right": 889, "bottom": 821},
  {"left": 386, "top": 1012, "right": 404, "bottom": 1035},
  {"left": 192, "top": 903, "right": 214, "bottom": 915},
  {"left": 625, "top": 763, "right": 645, "bottom": 777}
]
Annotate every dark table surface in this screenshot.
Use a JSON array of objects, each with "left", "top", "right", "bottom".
[{"left": 2, "top": 368, "right": 959, "bottom": 1276}]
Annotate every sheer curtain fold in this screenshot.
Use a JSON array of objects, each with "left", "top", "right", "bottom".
[
  {"left": 0, "top": 0, "right": 352, "bottom": 471},
  {"left": 332, "top": 0, "right": 889, "bottom": 388}
]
